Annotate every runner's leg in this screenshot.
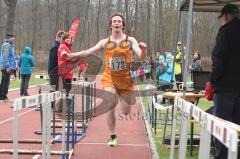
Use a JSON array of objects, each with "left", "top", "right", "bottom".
[{"left": 118, "top": 91, "right": 136, "bottom": 115}]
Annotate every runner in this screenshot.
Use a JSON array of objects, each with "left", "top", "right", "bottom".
[{"left": 62, "top": 13, "right": 147, "bottom": 147}]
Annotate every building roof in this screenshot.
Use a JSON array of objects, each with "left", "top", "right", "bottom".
[{"left": 180, "top": 0, "right": 240, "bottom": 12}]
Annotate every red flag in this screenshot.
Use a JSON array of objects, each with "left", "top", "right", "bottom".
[{"left": 68, "top": 19, "right": 80, "bottom": 42}]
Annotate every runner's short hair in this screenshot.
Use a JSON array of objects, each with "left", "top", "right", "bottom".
[{"left": 109, "top": 13, "right": 125, "bottom": 31}]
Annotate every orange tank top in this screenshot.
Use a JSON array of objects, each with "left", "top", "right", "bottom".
[{"left": 102, "top": 35, "right": 133, "bottom": 90}]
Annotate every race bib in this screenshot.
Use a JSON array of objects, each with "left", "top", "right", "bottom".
[{"left": 109, "top": 56, "right": 126, "bottom": 71}]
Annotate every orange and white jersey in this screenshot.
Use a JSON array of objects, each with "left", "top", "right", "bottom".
[{"left": 101, "top": 35, "right": 134, "bottom": 92}]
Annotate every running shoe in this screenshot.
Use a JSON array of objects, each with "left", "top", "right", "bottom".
[{"left": 107, "top": 135, "right": 118, "bottom": 147}]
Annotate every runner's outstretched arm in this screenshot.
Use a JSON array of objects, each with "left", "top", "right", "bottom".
[{"left": 61, "top": 39, "right": 107, "bottom": 59}]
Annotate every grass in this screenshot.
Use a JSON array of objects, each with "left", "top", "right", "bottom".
[
  {"left": 0, "top": 71, "right": 48, "bottom": 89},
  {"left": 138, "top": 84, "right": 213, "bottom": 159}
]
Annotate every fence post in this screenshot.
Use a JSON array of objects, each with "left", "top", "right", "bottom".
[
  {"left": 198, "top": 113, "right": 211, "bottom": 159},
  {"left": 170, "top": 97, "right": 179, "bottom": 159}
]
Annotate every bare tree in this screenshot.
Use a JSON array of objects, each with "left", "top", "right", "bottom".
[
  {"left": 65, "top": 1, "right": 70, "bottom": 31},
  {"left": 96, "top": 0, "right": 102, "bottom": 42},
  {"left": 31, "top": 0, "right": 39, "bottom": 53},
  {"left": 79, "top": 0, "right": 90, "bottom": 48},
  {"left": 106, "top": 0, "right": 113, "bottom": 35},
  {"left": 124, "top": 0, "right": 129, "bottom": 33},
  {"left": 147, "top": 0, "right": 151, "bottom": 55},
  {"left": 4, "top": 0, "right": 17, "bottom": 35},
  {"left": 0, "top": 0, "right": 220, "bottom": 70},
  {"left": 116, "top": 0, "right": 123, "bottom": 13},
  {"left": 55, "top": 0, "right": 60, "bottom": 33},
  {"left": 133, "top": 0, "right": 138, "bottom": 36},
  {"left": 158, "top": 0, "right": 164, "bottom": 51}
]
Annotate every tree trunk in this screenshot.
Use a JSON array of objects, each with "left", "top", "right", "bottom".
[
  {"left": 147, "top": 0, "right": 151, "bottom": 56},
  {"left": 154, "top": 0, "right": 158, "bottom": 53},
  {"left": 133, "top": 0, "right": 138, "bottom": 36},
  {"left": 55, "top": 0, "right": 60, "bottom": 33},
  {"left": 65, "top": 1, "right": 70, "bottom": 31},
  {"left": 96, "top": 0, "right": 102, "bottom": 42},
  {"left": 79, "top": 0, "right": 90, "bottom": 48},
  {"left": 158, "top": 0, "right": 164, "bottom": 50},
  {"left": 116, "top": 0, "right": 122, "bottom": 13},
  {"left": 106, "top": 0, "right": 112, "bottom": 35},
  {"left": 124, "top": 0, "right": 129, "bottom": 33},
  {"left": 31, "top": 0, "right": 38, "bottom": 53},
  {"left": 5, "top": 0, "right": 17, "bottom": 35}
]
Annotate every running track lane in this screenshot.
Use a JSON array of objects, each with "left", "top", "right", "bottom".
[{"left": 0, "top": 76, "right": 153, "bottom": 159}]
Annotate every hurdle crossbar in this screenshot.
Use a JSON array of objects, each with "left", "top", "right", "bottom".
[
  {"left": 0, "top": 149, "right": 73, "bottom": 155},
  {"left": 170, "top": 97, "right": 240, "bottom": 159},
  {"left": 10, "top": 91, "right": 73, "bottom": 159}
]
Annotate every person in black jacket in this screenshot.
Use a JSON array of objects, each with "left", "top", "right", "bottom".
[
  {"left": 208, "top": 4, "right": 240, "bottom": 159},
  {"left": 48, "top": 31, "right": 64, "bottom": 91}
]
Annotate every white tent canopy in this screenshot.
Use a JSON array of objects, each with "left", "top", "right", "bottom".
[{"left": 180, "top": 0, "right": 240, "bottom": 12}]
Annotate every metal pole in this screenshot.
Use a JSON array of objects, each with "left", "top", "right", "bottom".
[
  {"left": 46, "top": 102, "right": 51, "bottom": 159},
  {"left": 61, "top": 92, "right": 67, "bottom": 159},
  {"left": 182, "top": 0, "right": 193, "bottom": 97},
  {"left": 13, "top": 105, "right": 19, "bottom": 159}
]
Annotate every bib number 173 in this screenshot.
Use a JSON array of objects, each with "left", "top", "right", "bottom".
[{"left": 109, "top": 57, "right": 126, "bottom": 71}]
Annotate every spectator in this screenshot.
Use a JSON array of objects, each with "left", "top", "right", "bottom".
[
  {"left": 13, "top": 55, "right": 20, "bottom": 79},
  {"left": 57, "top": 32, "right": 73, "bottom": 95},
  {"left": 156, "top": 55, "right": 167, "bottom": 86},
  {"left": 138, "top": 66, "right": 145, "bottom": 82},
  {"left": 154, "top": 52, "right": 160, "bottom": 69},
  {"left": 18, "top": 47, "right": 35, "bottom": 96},
  {"left": 189, "top": 51, "right": 202, "bottom": 72},
  {"left": 48, "top": 31, "right": 65, "bottom": 91},
  {"left": 144, "top": 60, "right": 152, "bottom": 81},
  {"left": 0, "top": 34, "right": 16, "bottom": 101},
  {"left": 207, "top": 4, "right": 240, "bottom": 159},
  {"left": 174, "top": 41, "right": 185, "bottom": 90},
  {"left": 149, "top": 56, "right": 155, "bottom": 80},
  {"left": 158, "top": 54, "right": 175, "bottom": 90},
  {"left": 130, "top": 57, "right": 137, "bottom": 82}
]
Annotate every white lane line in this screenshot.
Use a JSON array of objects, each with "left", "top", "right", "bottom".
[
  {"left": 32, "top": 155, "right": 41, "bottom": 159},
  {"left": 0, "top": 108, "right": 36, "bottom": 125},
  {"left": 31, "top": 135, "right": 61, "bottom": 159},
  {"left": 77, "top": 142, "right": 149, "bottom": 147}
]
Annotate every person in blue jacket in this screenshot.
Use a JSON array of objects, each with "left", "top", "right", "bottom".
[
  {"left": 18, "top": 47, "right": 35, "bottom": 96},
  {"left": 0, "top": 34, "right": 16, "bottom": 101},
  {"left": 159, "top": 54, "right": 175, "bottom": 90}
]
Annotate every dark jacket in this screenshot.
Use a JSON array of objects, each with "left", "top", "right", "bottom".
[
  {"left": 48, "top": 41, "right": 60, "bottom": 74},
  {"left": 210, "top": 18, "right": 240, "bottom": 92},
  {"left": 189, "top": 59, "right": 202, "bottom": 72}
]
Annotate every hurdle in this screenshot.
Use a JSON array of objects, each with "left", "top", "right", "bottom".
[
  {"left": 35, "top": 80, "right": 97, "bottom": 144},
  {"left": 170, "top": 97, "right": 240, "bottom": 159},
  {"left": 0, "top": 91, "right": 74, "bottom": 158}
]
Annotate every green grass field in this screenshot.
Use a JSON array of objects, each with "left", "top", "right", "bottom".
[
  {"left": 0, "top": 71, "right": 48, "bottom": 89},
  {"left": 139, "top": 84, "right": 213, "bottom": 159}
]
